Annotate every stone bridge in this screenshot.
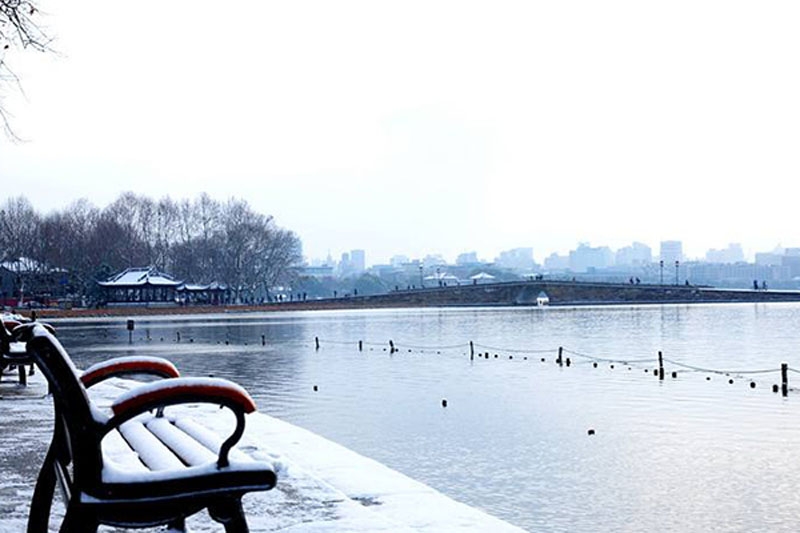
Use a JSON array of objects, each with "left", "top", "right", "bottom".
[{"left": 331, "top": 280, "right": 800, "bottom": 308}]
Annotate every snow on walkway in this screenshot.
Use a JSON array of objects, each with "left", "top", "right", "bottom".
[{"left": 0, "top": 369, "right": 526, "bottom": 532}]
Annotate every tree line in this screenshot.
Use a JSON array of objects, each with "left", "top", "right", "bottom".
[{"left": 0, "top": 192, "right": 302, "bottom": 303}]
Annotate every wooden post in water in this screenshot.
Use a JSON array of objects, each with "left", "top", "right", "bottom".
[
  {"left": 358, "top": 340, "right": 363, "bottom": 352},
  {"left": 470, "top": 341, "right": 474, "bottom": 361},
  {"left": 315, "top": 336, "right": 320, "bottom": 350},
  {"left": 782, "top": 362, "right": 788, "bottom": 397},
  {"left": 127, "top": 319, "right": 135, "bottom": 344},
  {"left": 389, "top": 340, "right": 395, "bottom": 353},
  {"left": 658, "top": 351, "right": 664, "bottom": 380},
  {"left": 261, "top": 334, "right": 266, "bottom": 346},
  {"left": 557, "top": 347, "right": 563, "bottom": 367}
]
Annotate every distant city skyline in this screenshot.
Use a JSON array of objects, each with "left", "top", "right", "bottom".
[{"left": 309, "top": 240, "right": 789, "bottom": 270}]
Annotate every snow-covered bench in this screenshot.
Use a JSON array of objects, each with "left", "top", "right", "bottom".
[
  {"left": 15, "top": 323, "right": 277, "bottom": 533},
  {"left": 1, "top": 317, "right": 38, "bottom": 385}
]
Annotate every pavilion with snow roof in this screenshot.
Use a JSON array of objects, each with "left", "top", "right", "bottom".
[
  {"left": 98, "top": 267, "right": 182, "bottom": 305},
  {"left": 177, "top": 281, "right": 232, "bottom": 305}
]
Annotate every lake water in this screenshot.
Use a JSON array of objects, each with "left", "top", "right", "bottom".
[{"left": 48, "top": 303, "right": 800, "bottom": 532}]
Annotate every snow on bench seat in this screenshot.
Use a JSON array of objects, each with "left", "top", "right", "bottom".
[{"left": 110, "top": 412, "right": 243, "bottom": 478}]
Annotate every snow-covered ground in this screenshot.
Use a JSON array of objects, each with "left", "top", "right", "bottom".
[{"left": 0, "top": 368, "right": 525, "bottom": 532}]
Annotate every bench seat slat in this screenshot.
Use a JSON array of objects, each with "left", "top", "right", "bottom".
[
  {"left": 146, "top": 417, "right": 217, "bottom": 466},
  {"left": 173, "top": 417, "right": 254, "bottom": 464},
  {"left": 101, "top": 429, "right": 150, "bottom": 474},
  {"left": 118, "top": 420, "right": 185, "bottom": 471}
]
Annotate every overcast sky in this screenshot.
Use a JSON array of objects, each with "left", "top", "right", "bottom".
[{"left": 1, "top": 1, "right": 799, "bottom": 265}]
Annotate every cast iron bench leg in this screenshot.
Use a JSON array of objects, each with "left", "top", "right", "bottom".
[
  {"left": 27, "top": 446, "right": 57, "bottom": 533},
  {"left": 209, "top": 498, "right": 249, "bottom": 533},
  {"left": 59, "top": 501, "right": 98, "bottom": 533}
]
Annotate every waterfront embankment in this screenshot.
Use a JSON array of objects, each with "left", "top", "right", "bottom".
[
  {"left": 0, "top": 371, "right": 525, "bottom": 532},
  {"left": 25, "top": 279, "right": 800, "bottom": 319}
]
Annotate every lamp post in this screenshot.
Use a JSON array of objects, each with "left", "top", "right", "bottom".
[
  {"left": 675, "top": 260, "right": 679, "bottom": 286},
  {"left": 419, "top": 264, "right": 424, "bottom": 289},
  {"left": 659, "top": 260, "right": 664, "bottom": 285}
]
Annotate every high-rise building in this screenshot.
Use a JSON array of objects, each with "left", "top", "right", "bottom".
[
  {"left": 569, "top": 243, "right": 613, "bottom": 273},
  {"left": 705, "top": 243, "right": 744, "bottom": 264},
  {"left": 660, "top": 241, "right": 683, "bottom": 264},
  {"left": 495, "top": 248, "right": 535, "bottom": 272},
  {"left": 615, "top": 242, "right": 652, "bottom": 266},
  {"left": 350, "top": 249, "right": 366, "bottom": 273},
  {"left": 456, "top": 252, "right": 479, "bottom": 266},
  {"left": 543, "top": 253, "right": 569, "bottom": 271}
]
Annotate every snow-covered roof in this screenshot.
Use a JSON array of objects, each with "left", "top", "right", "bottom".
[
  {"left": 0, "top": 257, "right": 67, "bottom": 274},
  {"left": 98, "top": 267, "right": 182, "bottom": 287},
  {"left": 178, "top": 281, "right": 229, "bottom": 292},
  {"left": 424, "top": 272, "right": 459, "bottom": 281},
  {"left": 470, "top": 272, "right": 496, "bottom": 280}
]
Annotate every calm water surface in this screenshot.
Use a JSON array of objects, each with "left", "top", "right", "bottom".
[{"left": 49, "top": 303, "right": 800, "bottom": 532}]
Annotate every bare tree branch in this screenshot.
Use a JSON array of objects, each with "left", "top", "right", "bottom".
[{"left": 1, "top": 0, "right": 49, "bottom": 138}]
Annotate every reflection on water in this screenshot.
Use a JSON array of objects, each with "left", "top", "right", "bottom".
[{"left": 49, "top": 304, "right": 800, "bottom": 532}]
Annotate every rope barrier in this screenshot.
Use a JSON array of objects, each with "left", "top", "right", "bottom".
[
  {"left": 393, "top": 342, "right": 468, "bottom": 350},
  {"left": 662, "top": 358, "right": 780, "bottom": 375},
  {"left": 561, "top": 348, "right": 656, "bottom": 364},
  {"left": 311, "top": 336, "right": 796, "bottom": 394},
  {"left": 473, "top": 343, "right": 556, "bottom": 354}
]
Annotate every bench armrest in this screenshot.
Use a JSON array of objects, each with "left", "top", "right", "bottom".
[
  {"left": 107, "top": 378, "right": 257, "bottom": 467},
  {"left": 5, "top": 321, "right": 56, "bottom": 341},
  {"left": 81, "top": 356, "right": 180, "bottom": 388}
]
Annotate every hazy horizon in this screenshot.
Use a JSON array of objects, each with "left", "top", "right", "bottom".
[{"left": 2, "top": 1, "right": 798, "bottom": 266}]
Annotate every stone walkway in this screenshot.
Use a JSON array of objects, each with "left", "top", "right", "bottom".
[{"left": 0, "top": 369, "right": 526, "bottom": 532}]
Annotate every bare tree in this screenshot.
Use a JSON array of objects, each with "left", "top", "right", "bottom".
[
  {"left": 0, "top": 195, "right": 39, "bottom": 262},
  {"left": 0, "top": 0, "right": 49, "bottom": 137}
]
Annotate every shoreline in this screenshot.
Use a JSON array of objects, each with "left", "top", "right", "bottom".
[
  {"left": 0, "top": 371, "right": 526, "bottom": 532},
  {"left": 17, "top": 280, "right": 800, "bottom": 320}
]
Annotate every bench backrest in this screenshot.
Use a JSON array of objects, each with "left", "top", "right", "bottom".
[{"left": 21, "top": 324, "right": 105, "bottom": 493}]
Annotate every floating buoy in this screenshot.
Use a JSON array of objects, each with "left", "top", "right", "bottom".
[
  {"left": 706, "top": 376, "right": 711, "bottom": 381},
  {"left": 671, "top": 372, "right": 678, "bottom": 379},
  {"left": 541, "top": 358, "right": 546, "bottom": 363},
  {"left": 593, "top": 362, "right": 598, "bottom": 368},
  {"left": 750, "top": 381, "right": 756, "bottom": 389},
  {"left": 644, "top": 368, "right": 649, "bottom": 373},
  {"left": 610, "top": 364, "right": 615, "bottom": 369},
  {"left": 441, "top": 399, "right": 448, "bottom": 407},
  {"left": 587, "top": 428, "right": 595, "bottom": 436},
  {"left": 313, "top": 385, "right": 318, "bottom": 392},
  {"left": 565, "top": 358, "right": 571, "bottom": 367},
  {"left": 509, "top": 356, "right": 513, "bottom": 360},
  {"left": 728, "top": 379, "right": 734, "bottom": 385},
  {"left": 773, "top": 384, "right": 780, "bottom": 393}
]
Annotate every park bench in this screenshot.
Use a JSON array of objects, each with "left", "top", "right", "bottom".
[
  {"left": 1, "top": 317, "right": 38, "bottom": 385},
  {"left": 14, "top": 322, "right": 277, "bottom": 533}
]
